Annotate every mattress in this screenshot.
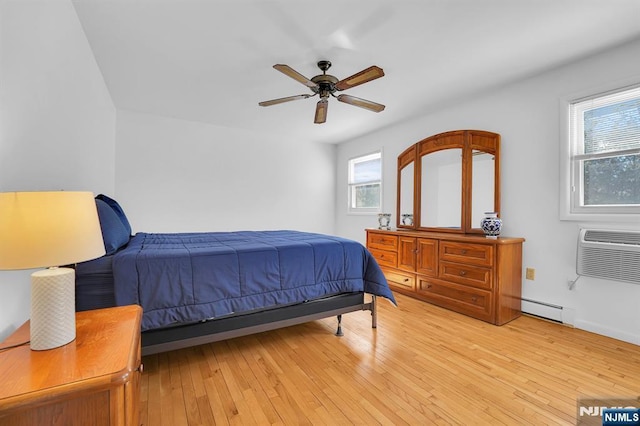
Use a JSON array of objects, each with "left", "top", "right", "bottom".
[{"left": 75, "top": 254, "right": 116, "bottom": 311}]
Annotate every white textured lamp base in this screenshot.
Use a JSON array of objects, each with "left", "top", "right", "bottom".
[{"left": 30, "top": 267, "right": 76, "bottom": 350}]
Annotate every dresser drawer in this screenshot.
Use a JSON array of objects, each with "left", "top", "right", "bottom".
[
  {"left": 382, "top": 268, "right": 415, "bottom": 291},
  {"left": 367, "top": 233, "right": 398, "bottom": 251},
  {"left": 439, "top": 261, "right": 492, "bottom": 290},
  {"left": 416, "top": 277, "right": 493, "bottom": 322},
  {"left": 439, "top": 241, "right": 494, "bottom": 267},
  {"left": 369, "top": 248, "right": 397, "bottom": 268}
]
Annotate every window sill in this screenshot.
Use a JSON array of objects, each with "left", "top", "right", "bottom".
[
  {"left": 347, "top": 210, "right": 381, "bottom": 216},
  {"left": 559, "top": 212, "right": 640, "bottom": 223}
]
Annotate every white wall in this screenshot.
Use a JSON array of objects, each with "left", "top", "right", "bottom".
[
  {"left": 336, "top": 38, "right": 640, "bottom": 345},
  {"left": 115, "top": 110, "right": 336, "bottom": 234},
  {"left": 0, "top": 0, "right": 116, "bottom": 340}
]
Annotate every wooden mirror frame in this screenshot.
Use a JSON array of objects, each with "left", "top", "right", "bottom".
[
  {"left": 396, "top": 144, "right": 417, "bottom": 229},
  {"left": 396, "top": 129, "right": 500, "bottom": 233}
]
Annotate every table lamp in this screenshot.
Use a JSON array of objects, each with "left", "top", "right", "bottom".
[{"left": 0, "top": 191, "right": 105, "bottom": 350}]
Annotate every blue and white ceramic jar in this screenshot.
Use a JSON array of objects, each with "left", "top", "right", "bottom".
[
  {"left": 378, "top": 213, "right": 392, "bottom": 230},
  {"left": 480, "top": 212, "right": 502, "bottom": 238},
  {"left": 401, "top": 214, "right": 414, "bottom": 226}
]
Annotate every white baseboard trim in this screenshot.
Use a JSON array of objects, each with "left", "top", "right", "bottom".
[
  {"left": 521, "top": 299, "right": 639, "bottom": 345},
  {"left": 573, "top": 319, "right": 640, "bottom": 346}
]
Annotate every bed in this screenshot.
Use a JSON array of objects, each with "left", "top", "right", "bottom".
[{"left": 75, "top": 195, "right": 395, "bottom": 355}]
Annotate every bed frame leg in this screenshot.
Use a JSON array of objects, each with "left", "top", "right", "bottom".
[
  {"left": 335, "top": 314, "right": 344, "bottom": 336},
  {"left": 371, "top": 295, "right": 377, "bottom": 329}
]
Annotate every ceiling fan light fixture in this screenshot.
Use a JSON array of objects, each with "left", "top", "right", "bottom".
[{"left": 260, "top": 60, "right": 385, "bottom": 123}]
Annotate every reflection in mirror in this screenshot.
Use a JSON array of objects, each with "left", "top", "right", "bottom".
[
  {"left": 399, "top": 162, "right": 414, "bottom": 226},
  {"left": 471, "top": 150, "right": 495, "bottom": 228},
  {"left": 420, "top": 149, "right": 462, "bottom": 228}
]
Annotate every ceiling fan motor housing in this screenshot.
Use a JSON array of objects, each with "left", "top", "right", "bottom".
[
  {"left": 311, "top": 61, "right": 338, "bottom": 99},
  {"left": 311, "top": 74, "right": 338, "bottom": 98}
]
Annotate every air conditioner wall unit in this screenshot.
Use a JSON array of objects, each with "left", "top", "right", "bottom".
[{"left": 577, "top": 229, "right": 640, "bottom": 284}]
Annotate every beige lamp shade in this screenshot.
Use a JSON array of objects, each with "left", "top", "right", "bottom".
[
  {"left": 0, "top": 191, "right": 105, "bottom": 269},
  {"left": 0, "top": 191, "right": 106, "bottom": 350}
]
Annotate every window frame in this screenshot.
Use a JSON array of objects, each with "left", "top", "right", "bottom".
[
  {"left": 347, "top": 150, "right": 383, "bottom": 215},
  {"left": 560, "top": 82, "right": 640, "bottom": 222}
]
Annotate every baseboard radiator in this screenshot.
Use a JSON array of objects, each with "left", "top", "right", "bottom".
[
  {"left": 521, "top": 298, "right": 563, "bottom": 323},
  {"left": 577, "top": 228, "right": 640, "bottom": 284}
]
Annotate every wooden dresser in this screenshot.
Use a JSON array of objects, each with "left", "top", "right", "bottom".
[
  {"left": 367, "top": 229, "right": 524, "bottom": 325},
  {"left": 0, "top": 305, "right": 143, "bottom": 426}
]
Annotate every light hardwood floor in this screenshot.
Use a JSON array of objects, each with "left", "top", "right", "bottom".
[{"left": 140, "top": 293, "right": 640, "bottom": 425}]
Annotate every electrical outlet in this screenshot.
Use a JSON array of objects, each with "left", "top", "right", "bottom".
[{"left": 525, "top": 268, "right": 535, "bottom": 280}]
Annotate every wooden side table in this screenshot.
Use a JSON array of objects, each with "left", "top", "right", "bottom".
[{"left": 0, "top": 305, "right": 142, "bottom": 426}]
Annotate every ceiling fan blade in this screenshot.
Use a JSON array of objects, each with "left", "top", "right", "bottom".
[
  {"left": 273, "top": 64, "right": 318, "bottom": 89},
  {"left": 337, "top": 94, "right": 385, "bottom": 112},
  {"left": 335, "top": 65, "right": 384, "bottom": 91},
  {"left": 258, "top": 94, "right": 312, "bottom": 107},
  {"left": 314, "top": 99, "right": 328, "bottom": 124}
]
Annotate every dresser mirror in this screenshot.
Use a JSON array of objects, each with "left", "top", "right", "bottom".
[
  {"left": 420, "top": 148, "right": 462, "bottom": 229},
  {"left": 399, "top": 162, "right": 414, "bottom": 224},
  {"left": 471, "top": 150, "right": 497, "bottom": 229},
  {"left": 396, "top": 130, "right": 500, "bottom": 233},
  {"left": 397, "top": 145, "right": 416, "bottom": 229}
]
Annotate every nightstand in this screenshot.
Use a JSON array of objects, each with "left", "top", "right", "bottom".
[{"left": 0, "top": 305, "right": 142, "bottom": 426}]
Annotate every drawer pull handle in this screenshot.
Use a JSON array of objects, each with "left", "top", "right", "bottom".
[
  {"left": 471, "top": 296, "right": 477, "bottom": 303},
  {"left": 404, "top": 278, "right": 409, "bottom": 282},
  {"left": 459, "top": 271, "right": 467, "bottom": 276},
  {"left": 461, "top": 249, "right": 467, "bottom": 255},
  {"left": 137, "top": 363, "right": 144, "bottom": 374}
]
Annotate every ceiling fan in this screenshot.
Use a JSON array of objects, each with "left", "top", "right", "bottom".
[{"left": 258, "top": 60, "right": 385, "bottom": 124}]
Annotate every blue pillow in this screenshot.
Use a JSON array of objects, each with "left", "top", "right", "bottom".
[
  {"left": 95, "top": 199, "right": 130, "bottom": 255},
  {"left": 96, "top": 194, "right": 132, "bottom": 236}
]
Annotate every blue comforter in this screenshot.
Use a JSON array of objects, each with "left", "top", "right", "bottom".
[{"left": 112, "top": 230, "right": 395, "bottom": 331}]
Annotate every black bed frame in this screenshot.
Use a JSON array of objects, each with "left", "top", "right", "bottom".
[{"left": 141, "top": 292, "right": 377, "bottom": 355}]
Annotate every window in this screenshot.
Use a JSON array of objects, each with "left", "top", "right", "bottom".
[
  {"left": 348, "top": 151, "right": 382, "bottom": 213},
  {"left": 565, "top": 84, "right": 640, "bottom": 218}
]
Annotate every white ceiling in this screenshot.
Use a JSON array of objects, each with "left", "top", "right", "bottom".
[{"left": 71, "top": 0, "right": 640, "bottom": 144}]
